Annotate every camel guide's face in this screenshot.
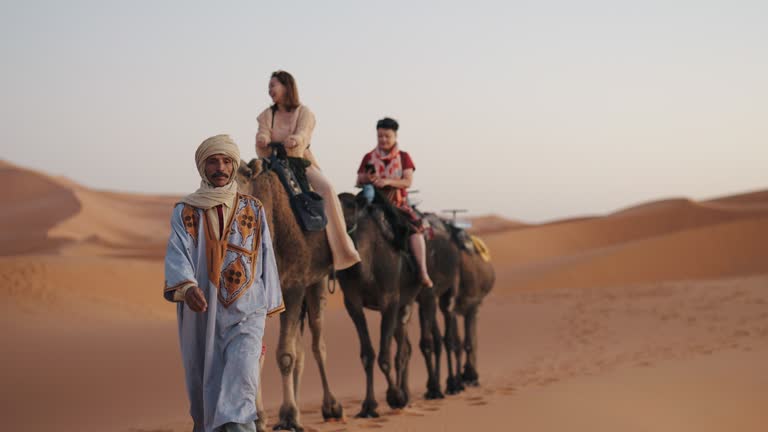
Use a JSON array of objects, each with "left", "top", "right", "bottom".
[
  {"left": 205, "top": 154, "right": 234, "bottom": 187},
  {"left": 269, "top": 77, "right": 286, "bottom": 106},
  {"left": 377, "top": 128, "right": 397, "bottom": 153}
]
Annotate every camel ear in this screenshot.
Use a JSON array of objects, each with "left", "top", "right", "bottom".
[
  {"left": 237, "top": 160, "right": 253, "bottom": 179},
  {"left": 337, "top": 192, "right": 360, "bottom": 210},
  {"left": 354, "top": 193, "right": 369, "bottom": 208},
  {"left": 247, "top": 158, "right": 263, "bottom": 177}
]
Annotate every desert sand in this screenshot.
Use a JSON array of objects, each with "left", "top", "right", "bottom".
[{"left": 1, "top": 159, "right": 766, "bottom": 432}]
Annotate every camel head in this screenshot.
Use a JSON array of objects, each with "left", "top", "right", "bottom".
[
  {"left": 338, "top": 192, "right": 368, "bottom": 237},
  {"left": 235, "top": 158, "right": 268, "bottom": 195}
]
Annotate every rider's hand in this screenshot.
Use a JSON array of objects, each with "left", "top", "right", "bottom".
[
  {"left": 373, "top": 178, "right": 390, "bottom": 188},
  {"left": 184, "top": 286, "right": 208, "bottom": 313}
]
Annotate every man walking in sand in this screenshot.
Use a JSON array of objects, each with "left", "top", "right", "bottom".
[{"left": 163, "top": 134, "right": 284, "bottom": 432}]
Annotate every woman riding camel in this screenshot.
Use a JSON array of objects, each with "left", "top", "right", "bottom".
[
  {"left": 255, "top": 70, "right": 361, "bottom": 271},
  {"left": 356, "top": 117, "right": 433, "bottom": 288}
]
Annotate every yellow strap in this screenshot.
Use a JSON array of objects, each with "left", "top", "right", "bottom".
[{"left": 470, "top": 235, "right": 491, "bottom": 262}]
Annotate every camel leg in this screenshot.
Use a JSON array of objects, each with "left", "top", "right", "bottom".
[
  {"left": 394, "top": 304, "right": 414, "bottom": 407},
  {"left": 306, "top": 279, "right": 344, "bottom": 421},
  {"left": 417, "top": 291, "right": 443, "bottom": 399},
  {"left": 451, "top": 310, "right": 465, "bottom": 391},
  {"left": 343, "top": 293, "right": 379, "bottom": 418},
  {"left": 430, "top": 307, "right": 443, "bottom": 394},
  {"left": 447, "top": 312, "right": 465, "bottom": 390},
  {"left": 440, "top": 291, "right": 463, "bottom": 394},
  {"left": 381, "top": 302, "right": 407, "bottom": 409},
  {"left": 256, "top": 346, "right": 268, "bottom": 432},
  {"left": 461, "top": 305, "right": 480, "bottom": 386},
  {"left": 292, "top": 322, "right": 305, "bottom": 410},
  {"left": 273, "top": 297, "right": 305, "bottom": 431}
]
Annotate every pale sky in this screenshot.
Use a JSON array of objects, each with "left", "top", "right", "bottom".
[{"left": 1, "top": 0, "right": 765, "bottom": 222}]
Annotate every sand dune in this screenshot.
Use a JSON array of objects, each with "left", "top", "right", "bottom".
[
  {"left": 49, "top": 187, "right": 177, "bottom": 259},
  {"left": 467, "top": 214, "right": 527, "bottom": 234},
  {"left": 0, "top": 161, "right": 81, "bottom": 255},
  {"left": 484, "top": 194, "right": 768, "bottom": 269},
  {"left": 706, "top": 189, "right": 768, "bottom": 207},
  {"left": 494, "top": 216, "right": 768, "bottom": 292},
  {"left": 0, "top": 160, "right": 177, "bottom": 258},
  {"left": 2, "top": 159, "right": 767, "bottom": 432}
]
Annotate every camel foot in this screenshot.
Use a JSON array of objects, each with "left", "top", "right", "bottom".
[
  {"left": 424, "top": 387, "right": 445, "bottom": 400},
  {"left": 446, "top": 376, "right": 464, "bottom": 395},
  {"left": 271, "top": 421, "right": 303, "bottom": 432},
  {"left": 321, "top": 398, "right": 344, "bottom": 421},
  {"left": 387, "top": 387, "right": 409, "bottom": 409},
  {"left": 356, "top": 399, "right": 380, "bottom": 418},
  {"left": 462, "top": 365, "right": 480, "bottom": 386},
  {"left": 256, "top": 416, "right": 268, "bottom": 432},
  {"left": 272, "top": 421, "right": 303, "bottom": 432},
  {"left": 273, "top": 405, "right": 303, "bottom": 432}
]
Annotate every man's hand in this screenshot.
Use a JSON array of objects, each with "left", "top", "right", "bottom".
[
  {"left": 184, "top": 286, "right": 208, "bottom": 313},
  {"left": 285, "top": 136, "right": 298, "bottom": 148},
  {"left": 256, "top": 136, "right": 268, "bottom": 148},
  {"left": 373, "top": 178, "right": 391, "bottom": 188}
]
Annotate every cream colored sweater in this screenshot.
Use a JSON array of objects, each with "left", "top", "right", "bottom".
[{"left": 255, "top": 104, "right": 316, "bottom": 160}]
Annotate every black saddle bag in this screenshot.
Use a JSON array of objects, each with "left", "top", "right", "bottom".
[
  {"left": 268, "top": 143, "right": 328, "bottom": 232},
  {"left": 289, "top": 190, "right": 327, "bottom": 231}
]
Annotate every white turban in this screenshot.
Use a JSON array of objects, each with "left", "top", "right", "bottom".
[{"left": 180, "top": 134, "right": 241, "bottom": 209}]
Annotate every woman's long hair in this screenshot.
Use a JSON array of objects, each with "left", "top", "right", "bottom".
[{"left": 271, "top": 70, "right": 301, "bottom": 112}]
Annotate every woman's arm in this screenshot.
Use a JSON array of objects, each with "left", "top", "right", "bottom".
[
  {"left": 357, "top": 171, "right": 374, "bottom": 186},
  {"left": 374, "top": 169, "right": 414, "bottom": 189},
  {"left": 286, "top": 106, "right": 316, "bottom": 155},
  {"left": 255, "top": 109, "right": 272, "bottom": 149}
]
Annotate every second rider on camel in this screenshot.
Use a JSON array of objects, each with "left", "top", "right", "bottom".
[{"left": 356, "top": 117, "right": 434, "bottom": 288}]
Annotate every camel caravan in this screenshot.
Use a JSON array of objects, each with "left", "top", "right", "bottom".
[{"left": 164, "top": 70, "right": 495, "bottom": 432}]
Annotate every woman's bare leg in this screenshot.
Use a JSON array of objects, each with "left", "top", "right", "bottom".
[{"left": 410, "top": 233, "right": 433, "bottom": 287}]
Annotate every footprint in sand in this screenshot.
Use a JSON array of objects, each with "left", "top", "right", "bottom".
[
  {"left": 405, "top": 411, "right": 426, "bottom": 417},
  {"left": 312, "top": 418, "right": 347, "bottom": 426},
  {"left": 537, "top": 377, "right": 560, "bottom": 386},
  {"left": 499, "top": 386, "right": 516, "bottom": 395},
  {"left": 734, "top": 329, "right": 751, "bottom": 337},
  {"left": 470, "top": 400, "right": 489, "bottom": 406},
  {"left": 358, "top": 424, "right": 384, "bottom": 429}
]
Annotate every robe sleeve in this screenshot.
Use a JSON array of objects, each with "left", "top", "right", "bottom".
[
  {"left": 287, "top": 105, "right": 316, "bottom": 156},
  {"left": 260, "top": 207, "right": 284, "bottom": 317},
  {"left": 163, "top": 205, "right": 199, "bottom": 303}
]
